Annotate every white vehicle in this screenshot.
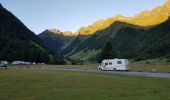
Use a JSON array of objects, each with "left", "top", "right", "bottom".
[
  {"left": 12, "top": 61, "right": 32, "bottom": 65},
  {"left": 98, "top": 59, "right": 129, "bottom": 71},
  {"left": 12, "top": 61, "right": 23, "bottom": 64},
  {"left": 0, "top": 61, "right": 7, "bottom": 68},
  {"left": 0, "top": 61, "right": 8, "bottom": 65}
]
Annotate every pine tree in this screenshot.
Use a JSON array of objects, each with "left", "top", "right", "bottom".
[{"left": 98, "top": 42, "right": 117, "bottom": 63}]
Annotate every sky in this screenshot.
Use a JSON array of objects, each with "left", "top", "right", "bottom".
[{"left": 0, "top": 0, "right": 166, "bottom": 34}]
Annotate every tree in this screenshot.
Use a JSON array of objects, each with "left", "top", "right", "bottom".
[{"left": 97, "top": 42, "right": 117, "bottom": 63}]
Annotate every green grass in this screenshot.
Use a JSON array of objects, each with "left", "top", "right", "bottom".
[
  {"left": 9, "top": 64, "right": 97, "bottom": 70},
  {"left": 0, "top": 69, "right": 170, "bottom": 100},
  {"left": 129, "top": 63, "right": 170, "bottom": 73}
]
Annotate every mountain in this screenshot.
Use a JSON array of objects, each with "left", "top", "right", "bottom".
[
  {"left": 74, "top": 0, "right": 170, "bottom": 36},
  {"left": 62, "top": 0, "right": 170, "bottom": 63},
  {"left": 38, "top": 29, "right": 75, "bottom": 54},
  {"left": 65, "top": 21, "right": 144, "bottom": 63},
  {"left": 130, "top": 17, "right": 170, "bottom": 60},
  {"left": 111, "top": 17, "right": 170, "bottom": 60},
  {"left": 0, "top": 4, "right": 62, "bottom": 64},
  {"left": 61, "top": 34, "right": 91, "bottom": 57},
  {"left": 66, "top": 17, "right": 170, "bottom": 63},
  {"left": 39, "top": 0, "right": 170, "bottom": 63}
]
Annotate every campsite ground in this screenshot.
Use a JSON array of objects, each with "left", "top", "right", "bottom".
[{"left": 0, "top": 65, "right": 170, "bottom": 100}]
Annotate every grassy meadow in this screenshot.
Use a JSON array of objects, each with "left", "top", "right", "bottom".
[{"left": 0, "top": 68, "right": 170, "bottom": 100}]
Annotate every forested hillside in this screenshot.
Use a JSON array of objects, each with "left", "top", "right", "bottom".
[
  {"left": 38, "top": 29, "right": 75, "bottom": 54},
  {"left": 0, "top": 3, "right": 63, "bottom": 64},
  {"left": 66, "top": 18, "right": 170, "bottom": 63}
]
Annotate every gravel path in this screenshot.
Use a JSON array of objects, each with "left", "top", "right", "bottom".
[{"left": 48, "top": 68, "right": 170, "bottom": 78}]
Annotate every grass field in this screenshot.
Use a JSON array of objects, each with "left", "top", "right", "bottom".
[
  {"left": 129, "top": 63, "right": 170, "bottom": 73},
  {"left": 0, "top": 69, "right": 170, "bottom": 100}
]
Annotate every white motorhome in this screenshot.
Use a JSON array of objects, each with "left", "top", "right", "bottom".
[
  {"left": 0, "top": 61, "right": 8, "bottom": 65},
  {"left": 0, "top": 61, "right": 7, "bottom": 68},
  {"left": 11, "top": 61, "right": 31, "bottom": 65},
  {"left": 11, "top": 61, "right": 24, "bottom": 65},
  {"left": 98, "top": 59, "right": 129, "bottom": 71}
]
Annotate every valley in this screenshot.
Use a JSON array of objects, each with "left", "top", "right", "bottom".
[
  {"left": 38, "top": 0, "right": 170, "bottom": 64},
  {"left": 0, "top": 1, "right": 170, "bottom": 99}
]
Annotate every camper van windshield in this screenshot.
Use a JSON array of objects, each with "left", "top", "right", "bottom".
[
  {"left": 105, "top": 63, "right": 108, "bottom": 65},
  {"left": 109, "top": 62, "right": 112, "bottom": 65}
]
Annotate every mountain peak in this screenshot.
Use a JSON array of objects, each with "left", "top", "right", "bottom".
[
  {"left": 46, "top": 29, "right": 75, "bottom": 36},
  {"left": 47, "top": 29, "right": 61, "bottom": 33}
]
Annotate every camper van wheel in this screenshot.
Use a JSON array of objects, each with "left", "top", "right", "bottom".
[
  {"left": 99, "top": 68, "right": 102, "bottom": 71},
  {"left": 113, "top": 68, "right": 117, "bottom": 71}
]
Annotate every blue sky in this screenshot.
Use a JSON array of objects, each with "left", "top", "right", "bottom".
[{"left": 0, "top": 0, "right": 165, "bottom": 34}]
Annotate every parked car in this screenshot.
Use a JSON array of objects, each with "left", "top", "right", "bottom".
[{"left": 11, "top": 61, "right": 32, "bottom": 65}]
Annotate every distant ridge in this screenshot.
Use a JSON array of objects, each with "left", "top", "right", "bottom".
[
  {"left": 75, "top": 0, "right": 170, "bottom": 36},
  {"left": 43, "top": 0, "right": 170, "bottom": 36}
]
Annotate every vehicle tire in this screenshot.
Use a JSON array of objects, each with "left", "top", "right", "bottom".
[
  {"left": 113, "top": 68, "right": 117, "bottom": 71},
  {"left": 99, "top": 68, "right": 102, "bottom": 71}
]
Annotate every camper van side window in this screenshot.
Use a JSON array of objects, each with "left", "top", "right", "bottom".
[
  {"left": 109, "top": 62, "right": 112, "bottom": 65},
  {"left": 105, "top": 63, "right": 108, "bottom": 65},
  {"left": 117, "top": 61, "right": 122, "bottom": 64}
]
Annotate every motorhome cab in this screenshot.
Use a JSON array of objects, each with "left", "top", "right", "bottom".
[{"left": 98, "top": 59, "right": 129, "bottom": 71}]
